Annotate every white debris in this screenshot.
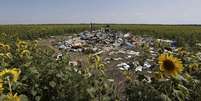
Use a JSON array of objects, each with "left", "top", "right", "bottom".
[
  {"left": 50, "top": 36, "right": 55, "bottom": 38},
  {"left": 108, "top": 79, "right": 114, "bottom": 82},
  {"left": 117, "top": 63, "right": 130, "bottom": 70},
  {"left": 124, "top": 33, "right": 131, "bottom": 38},
  {"left": 56, "top": 53, "right": 63, "bottom": 61},
  {"left": 69, "top": 61, "right": 78, "bottom": 66},
  {"left": 135, "top": 66, "right": 143, "bottom": 72},
  {"left": 132, "top": 61, "right": 140, "bottom": 67},
  {"left": 87, "top": 72, "right": 92, "bottom": 77},
  {"left": 196, "top": 52, "right": 201, "bottom": 60},
  {"left": 73, "top": 68, "right": 78, "bottom": 72},
  {"left": 118, "top": 50, "right": 126, "bottom": 54},
  {"left": 94, "top": 51, "right": 104, "bottom": 55},
  {"left": 73, "top": 68, "right": 82, "bottom": 74},
  {"left": 157, "top": 39, "right": 174, "bottom": 43},
  {"left": 149, "top": 47, "right": 154, "bottom": 51},
  {"left": 150, "top": 50, "right": 155, "bottom": 54},
  {"left": 113, "top": 57, "right": 123, "bottom": 61},
  {"left": 58, "top": 44, "right": 67, "bottom": 49},
  {"left": 143, "top": 61, "right": 151, "bottom": 69},
  {"left": 127, "top": 51, "right": 140, "bottom": 56},
  {"left": 119, "top": 67, "right": 124, "bottom": 70},
  {"left": 147, "top": 71, "right": 152, "bottom": 73},
  {"left": 126, "top": 55, "right": 132, "bottom": 59},
  {"left": 106, "top": 61, "right": 110, "bottom": 64},
  {"left": 196, "top": 43, "right": 201, "bottom": 47},
  {"left": 142, "top": 76, "right": 152, "bottom": 83}
]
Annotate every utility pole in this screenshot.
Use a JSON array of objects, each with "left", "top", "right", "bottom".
[{"left": 90, "top": 22, "right": 93, "bottom": 33}]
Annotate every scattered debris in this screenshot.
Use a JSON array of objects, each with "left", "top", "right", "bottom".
[
  {"left": 113, "top": 57, "right": 123, "bottom": 61},
  {"left": 143, "top": 61, "right": 151, "bottom": 69},
  {"left": 127, "top": 51, "right": 140, "bottom": 56},
  {"left": 56, "top": 53, "right": 63, "bottom": 61},
  {"left": 196, "top": 43, "right": 201, "bottom": 47},
  {"left": 107, "top": 79, "right": 114, "bottom": 82},
  {"left": 117, "top": 63, "right": 130, "bottom": 70},
  {"left": 69, "top": 61, "right": 79, "bottom": 66},
  {"left": 52, "top": 28, "right": 178, "bottom": 78},
  {"left": 135, "top": 66, "right": 143, "bottom": 72}
]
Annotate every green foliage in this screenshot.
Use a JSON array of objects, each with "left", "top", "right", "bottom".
[
  {"left": 0, "top": 24, "right": 201, "bottom": 48},
  {"left": 0, "top": 34, "right": 119, "bottom": 101},
  {"left": 1, "top": 24, "right": 201, "bottom": 101}
]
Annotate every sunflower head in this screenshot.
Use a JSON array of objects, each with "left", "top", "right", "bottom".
[
  {"left": 188, "top": 63, "right": 199, "bottom": 73},
  {"left": 20, "top": 50, "right": 31, "bottom": 59},
  {"left": 0, "top": 68, "right": 21, "bottom": 84},
  {"left": 32, "top": 40, "right": 38, "bottom": 49},
  {"left": 0, "top": 43, "right": 10, "bottom": 53},
  {"left": 17, "top": 41, "right": 28, "bottom": 50},
  {"left": 3, "top": 45, "right": 11, "bottom": 52},
  {"left": 4, "top": 53, "right": 13, "bottom": 61},
  {"left": 0, "top": 53, "right": 12, "bottom": 60},
  {"left": 176, "top": 47, "right": 188, "bottom": 56},
  {"left": 158, "top": 54, "right": 183, "bottom": 76}
]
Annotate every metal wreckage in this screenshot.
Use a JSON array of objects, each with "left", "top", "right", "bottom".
[{"left": 52, "top": 26, "right": 177, "bottom": 76}]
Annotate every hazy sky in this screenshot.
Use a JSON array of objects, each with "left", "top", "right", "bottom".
[{"left": 0, "top": 0, "right": 201, "bottom": 24}]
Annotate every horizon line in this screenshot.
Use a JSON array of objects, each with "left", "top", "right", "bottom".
[{"left": 1, "top": 23, "right": 201, "bottom": 26}]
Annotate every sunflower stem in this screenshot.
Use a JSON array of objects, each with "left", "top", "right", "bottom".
[{"left": 7, "top": 77, "right": 12, "bottom": 93}]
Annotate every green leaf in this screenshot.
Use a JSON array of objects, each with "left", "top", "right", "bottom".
[
  {"left": 31, "top": 89, "right": 37, "bottom": 96},
  {"left": 49, "top": 81, "right": 57, "bottom": 88},
  {"left": 19, "top": 95, "right": 29, "bottom": 101},
  {"left": 160, "top": 93, "right": 172, "bottom": 101},
  {"left": 87, "top": 87, "right": 96, "bottom": 98},
  {"left": 35, "top": 96, "right": 41, "bottom": 101}
]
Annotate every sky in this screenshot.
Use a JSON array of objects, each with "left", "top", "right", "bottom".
[{"left": 0, "top": 0, "right": 201, "bottom": 24}]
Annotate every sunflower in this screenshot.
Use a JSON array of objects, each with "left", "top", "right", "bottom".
[
  {"left": 0, "top": 43, "right": 11, "bottom": 52},
  {"left": 0, "top": 53, "right": 12, "bottom": 60},
  {"left": 158, "top": 54, "right": 183, "bottom": 76},
  {"left": 176, "top": 47, "right": 188, "bottom": 56},
  {"left": 0, "top": 43, "right": 5, "bottom": 51},
  {"left": 32, "top": 40, "right": 38, "bottom": 49},
  {"left": 0, "top": 68, "right": 21, "bottom": 83},
  {"left": 20, "top": 50, "right": 30, "bottom": 58},
  {"left": 3, "top": 45, "right": 11, "bottom": 52},
  {"left": 0, "top": 79, "right": 4, "bottom": 95},
  {"left": 189, "top": 63, "right": 199, "bottom": 73},
  {"left": 17, "top": 41, "right": 28, "bottom": 50}
]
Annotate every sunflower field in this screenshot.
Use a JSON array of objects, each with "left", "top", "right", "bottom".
[{"left": 0, "top": 24, "right": 201, "bottom": 101}]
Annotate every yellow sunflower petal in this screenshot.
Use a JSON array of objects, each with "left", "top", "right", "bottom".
[
  {"left": 0, "top": 68, "right": 21, "bottom": 83},
  {"left": 158, "top": 53, "right": 183, "bottom": 76}
]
